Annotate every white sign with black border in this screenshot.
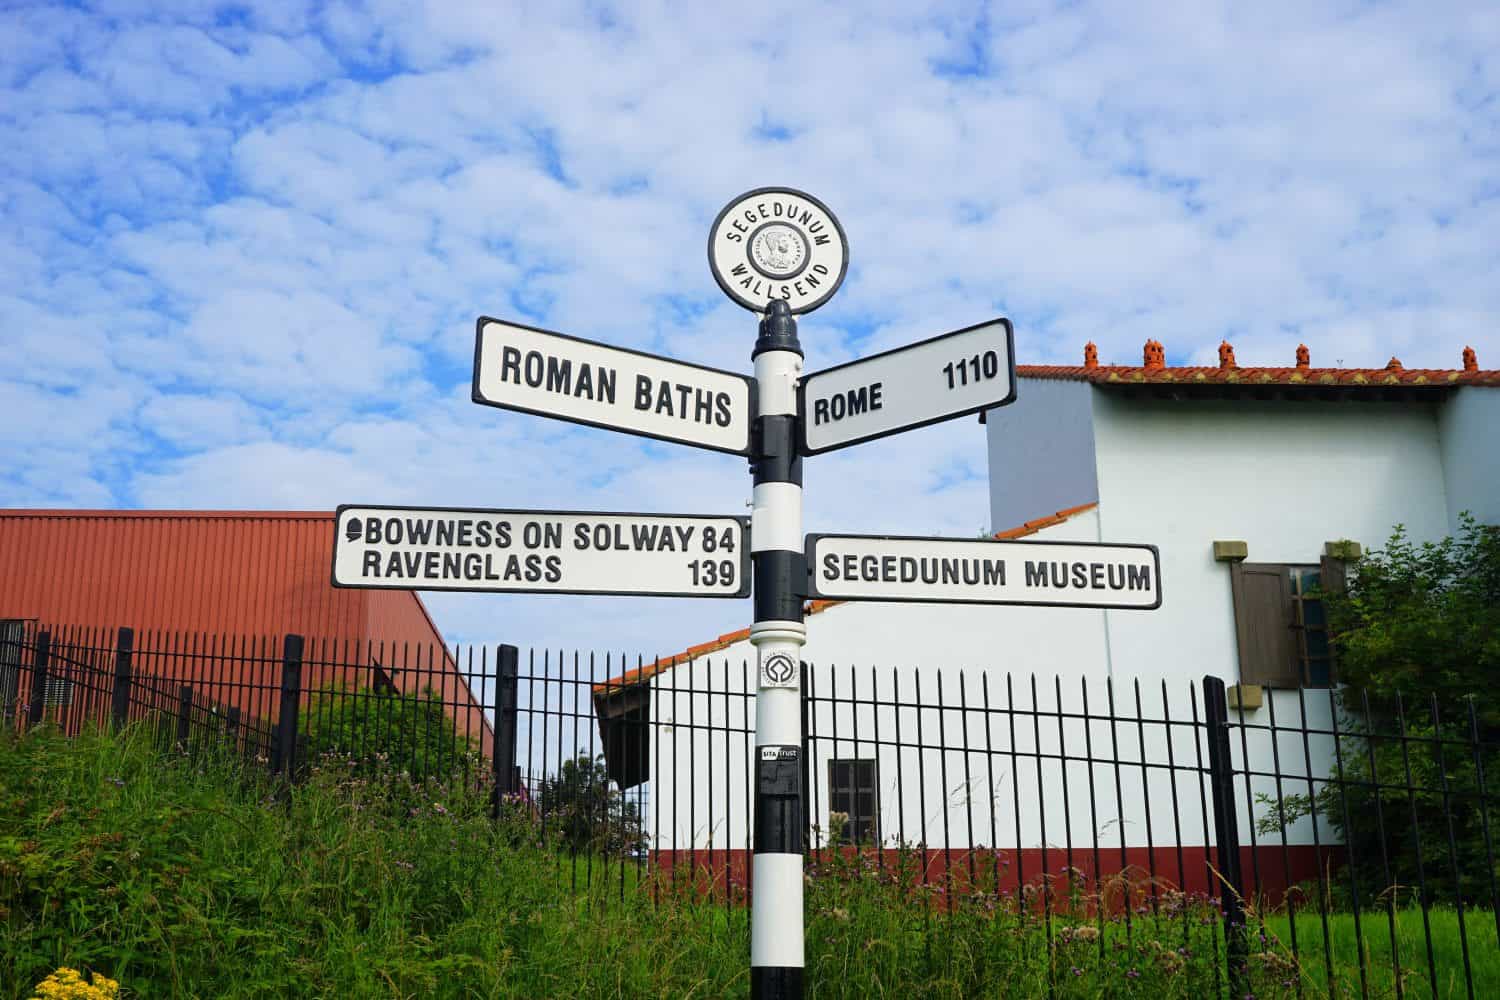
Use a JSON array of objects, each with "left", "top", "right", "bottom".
[
  {"left": 805, "top": 534, "right": 1161, "bottom": 610},
  {"left": 472, "top": 317, "right": 755, "bottom": 456},
  {"left": 333, "top": 505, "right": 751, "bottom": 598},
  {"left": 798, "top": 318, "right": 1016, "bottom": 455}
]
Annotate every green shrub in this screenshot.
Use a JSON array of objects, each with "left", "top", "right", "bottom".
[
  {"left": 1262, "top": 515, "right": 1500, "bottom": 905},
  {"left": 300, "top": 683, "right": 483, "bottom": 785}
]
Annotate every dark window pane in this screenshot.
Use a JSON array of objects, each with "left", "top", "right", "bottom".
[
  {"left": 828, "top": 759, "right": 878, "bottom": 845},
  {"left": 1302, "top": 598, "right": 1326, "bottom": 627}
]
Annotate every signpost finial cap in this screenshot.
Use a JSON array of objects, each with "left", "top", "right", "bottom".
[{"left": 753, "top": 300, "right": 802, "bottom": 359}]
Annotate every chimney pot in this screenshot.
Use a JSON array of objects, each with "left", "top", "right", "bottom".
[
  {"left": 1295, "top": 344, "right": 1310, "bottom": 369},
  {"left": 1083, "top": 342, "right": 1099, "bottom": 370},
  {"left": 1463, "top": 346, "right": 1478, "bottom": 372},
  {"left": 1142, "top": 339, "right": 1165, "bottom": 370},
  {"left": 1386, "top": 356, "right": 1404, "bottom": 372},
  {"left": 1217, "top": 340, "right": 1238, "bottom": 370}
]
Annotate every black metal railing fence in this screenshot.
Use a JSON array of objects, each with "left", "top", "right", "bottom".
[{"left": 2, "top": 622, "right": 1495, "bottom": 998}]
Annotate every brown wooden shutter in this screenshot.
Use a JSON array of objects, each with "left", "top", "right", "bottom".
[{"left": 1229, "top": 562, "right": 1301, "bottom": 688}]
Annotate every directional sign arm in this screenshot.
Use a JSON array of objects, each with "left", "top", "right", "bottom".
[
  {"left": 333, "top": 505, "right": 751, "bottom": 598},
  {"left": 804, "top": 533, "right": 1162, "bottom": 610},
  {"left": 798, "top": 318, "right": 1016, "bottom": 455},
  {"left": 472, "top": 317, "right": 756, "bottom": 456}
]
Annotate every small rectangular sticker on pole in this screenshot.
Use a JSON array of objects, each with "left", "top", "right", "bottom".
[
  {"left": 805, "top": 534, "right": 1162, "bottom": 609},
  {"left": 333, "top": 505, "right": 751, "bottom": 598}
]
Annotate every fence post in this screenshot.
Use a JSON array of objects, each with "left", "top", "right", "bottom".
[
  {"left": 492, "top": 644, "right": 520, "bottom": 817},
  {"left": 273, "top": 635, "right": 304, "bottom": 778},
  {"left": 176, "top": 686, "right": 193, "bottom": 747},
  {"left": 1203, "top": 675, "right": 1249, "bottom": 995},
  {"left": 800, "top": 662, "right": 811, "bottom": 856},
  {"left": 110, "top": 628, "right": 134, "bottom": 731},
  {"left": 26, "top": 631, "right": 52, "bottom": 728}
]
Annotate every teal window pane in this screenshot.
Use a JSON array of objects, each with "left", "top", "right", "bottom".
[{"left": 1290, "top": 567, "right": 1321, "bottom": 593}]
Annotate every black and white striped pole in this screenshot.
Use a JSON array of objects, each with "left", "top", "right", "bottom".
[
  {"left": 709, "top": 188, "right": 849, "bottom": 1000},
  {"left": 749, "top": 299, "right": 807, "bottom": 998}
]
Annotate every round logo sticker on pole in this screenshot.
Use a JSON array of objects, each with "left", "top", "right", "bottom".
[{"left": 708, "top": 187, "right": 848, "bottom": 315}]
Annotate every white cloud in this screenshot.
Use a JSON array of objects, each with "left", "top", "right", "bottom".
[{"left": 3, "top": 0, "right": 1498, "bottom": 652}]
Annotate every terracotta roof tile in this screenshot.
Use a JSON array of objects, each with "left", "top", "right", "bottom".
[
  {"left": 1015, "top": 364, "right": 1500, "bottom": 388},
  {"left": 593, "top": 501, "right": 1099, "bottom": 694}
]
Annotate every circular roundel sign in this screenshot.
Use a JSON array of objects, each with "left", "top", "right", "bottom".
[{"left": 708, "top": 187, "right": 848, "bottom": 315}]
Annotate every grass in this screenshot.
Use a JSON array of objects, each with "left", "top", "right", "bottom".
[
  {"left": 1258, "top": 908, "right": 1498, "bottom": 997},
  {"left": 0, "top": 725, "right": 1493, "bottom": 998}
]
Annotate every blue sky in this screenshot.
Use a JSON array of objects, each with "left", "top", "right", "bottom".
[{"left": 3, "top": 1, "right": 1497, "bottom": 654}]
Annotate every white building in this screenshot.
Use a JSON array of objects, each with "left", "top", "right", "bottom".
[{"left": 593, "top": 342, "right": 1498, "bottom": 892}]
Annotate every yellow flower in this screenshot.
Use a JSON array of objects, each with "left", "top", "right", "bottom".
[{"left": 29, "top": 967, "right": 120, "bottom": 1000}]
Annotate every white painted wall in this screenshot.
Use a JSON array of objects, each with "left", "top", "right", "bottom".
[
  {"left": 633, "top": 387, "right": 1482, "bottom": 860},
  {"left": 1437, "top": 387, "right": 1500, "bottom": 531},
  {"left": 642, "top": 637, "right": 1338, "bottom": 858},
  {"left": 1090, "top": 394, "right": 1452, "bottom": 688},
  {"left": 640, "top": 509, "right": 1331, "bottom": 857}
]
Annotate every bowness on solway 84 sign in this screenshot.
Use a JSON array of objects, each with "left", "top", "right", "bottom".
[{"left": 332, "top": 506, "right": 750, "bottom": 598}]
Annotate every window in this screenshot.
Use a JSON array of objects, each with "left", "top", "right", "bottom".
[
  {"left": 827, "top": 759, "right": 878, "bottom": 845},
  {"left": 1290, "top": 567, "right": 1334, "bottom": 687},
  {"left": 1230, "top": 558, "right": 1344, "bottom": 689}
]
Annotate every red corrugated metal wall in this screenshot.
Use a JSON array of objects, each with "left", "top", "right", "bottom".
[
  {"left": 0, "top": 510, "right": 368, "bottom": 637},
  {"left": 0, "top": 510, "right": 493, "bottom": 749}
]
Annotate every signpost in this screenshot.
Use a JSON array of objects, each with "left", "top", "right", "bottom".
[
  {"left": 805, "top": 535, "right": 1161, "bottom": 609},
  {"left": 333, "top": 505, "right": 750, "bottom": 598},
  {"left": 798, "top": 319, "right": 1015, "bottom": 455},
  {"left": 473, "top": 317, "right": 755, "bottom": 456},
  {"left": 332, "top": 184, "right": 1162, "bottom": 1000}
]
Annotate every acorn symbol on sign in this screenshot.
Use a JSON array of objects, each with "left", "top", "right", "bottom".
[{"left": 345, "top": 517, "right": 362, "bottom": 543}]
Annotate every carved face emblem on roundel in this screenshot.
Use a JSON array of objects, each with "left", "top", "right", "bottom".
[
  {"left": 763, "top": 653, "right": 796, "bottom": 684},
  {"left": 750, "top": 223, "right": 807, "bottom": 279}
]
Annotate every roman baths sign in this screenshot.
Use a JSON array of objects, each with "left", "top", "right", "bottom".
[{"left": 472, "top": 318, "right": 755, "bottom": 455}]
